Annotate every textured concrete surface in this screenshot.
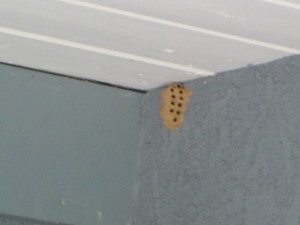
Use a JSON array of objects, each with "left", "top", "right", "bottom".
[{"left": 133, "top": 55, "right": 300, "bottom": 225}]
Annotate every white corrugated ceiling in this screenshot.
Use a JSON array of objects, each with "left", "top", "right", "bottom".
[{"left": 0, "top": 0, "right": 299, "bottom": 90}]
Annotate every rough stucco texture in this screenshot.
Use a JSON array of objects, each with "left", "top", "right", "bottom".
[{"left": 133, "top": 55, "right": 300, "bottom": 225}]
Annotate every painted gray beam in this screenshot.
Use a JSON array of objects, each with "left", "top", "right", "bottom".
[{"left": 0, "top": 64, "right": 142, "bottom": 225}]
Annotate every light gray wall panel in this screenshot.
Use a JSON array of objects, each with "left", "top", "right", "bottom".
[{"left": 0, "top": 64, "right": 142, "bottom": 225}]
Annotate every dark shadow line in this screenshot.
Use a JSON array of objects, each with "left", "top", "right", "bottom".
[
  {"left": 0, "top": 61, "right": 147, "bottom": 94},
  {"left": 0, "top": 213, "right": 72, "bottom": 225}
]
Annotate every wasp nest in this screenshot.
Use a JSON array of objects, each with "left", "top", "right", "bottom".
[{"left": 160, "top": 83, "right": 193, "bottom": 130}]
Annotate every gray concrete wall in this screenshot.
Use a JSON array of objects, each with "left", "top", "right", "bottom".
[
  {"left": 133, "top": 55, "right": 300, "bottom": 225},
  {"left": 2, "top": 55, "right": 300, "bottom": 225},
  {"left": 0, "top": 64, "right": 142, "bottom": 225}
]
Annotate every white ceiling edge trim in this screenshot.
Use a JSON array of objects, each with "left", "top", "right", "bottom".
[
  {"left": 56, "top": 0, "right": 300, "bottom": 54},
  {"left": 262, "top": 0, "right": 300, "bottom": 10},
  {"left": 0, "top": 26, "right": 214, "bottom": 76}
]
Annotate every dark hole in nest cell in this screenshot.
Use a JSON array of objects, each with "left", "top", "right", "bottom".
[
  {"left": 170, "top": 88, "right": 174, "bottom": 92},
  {"left": 178, "top": 103, "right": 182, "bottom": 107},
  {"left": 180, "top": 97, "right": 183, "bottom": 100},
  {"left": 172, "top": 95, "right": 176, "bottom": 98},
  {"left": 171, "top": 101, "right": 175, "bottom": 105},
  {"left": 180, "top": 90, "right": 183, "bottom": 94},
  {"left": 170, "top": 109, "right": 174, "bottom": 113},
  {"left": 177, "top": 84, "right": 182, "bottom": 88},
  {"left": 177, "top": 111, "right": 181, "bottom": 115},
  {"left": 173, "top": 118, "right": 177, "bottom": 122}
]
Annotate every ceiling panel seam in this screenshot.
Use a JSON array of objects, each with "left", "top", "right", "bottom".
[
  {"left": 262, "top": 0, "right": 300, "bottom": 10},
  {"left": 0, "top": 26, "right": 214, "bottom": 76},
  {"left": 55, "top": 0, "right": 300, "bottom": 54}
]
